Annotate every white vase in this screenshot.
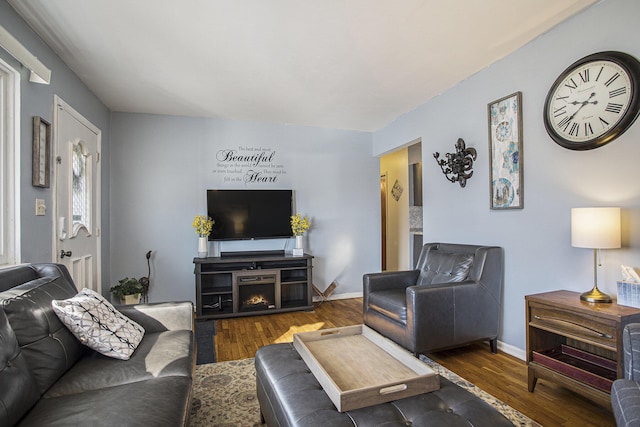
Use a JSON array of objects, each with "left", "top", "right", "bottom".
[
  {"left": 198, "top": 236, "right": 208, "bottom": 258},
  {"left": 293, "top": 235, "right": 304, "bottom": 256}
]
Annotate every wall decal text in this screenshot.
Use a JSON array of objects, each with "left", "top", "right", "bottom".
[{"left": 212, "top": 146, "right": 286, "bottom": 184}]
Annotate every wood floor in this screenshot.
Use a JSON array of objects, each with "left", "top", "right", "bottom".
[{"left": 213, "top": 298, "right": 615, "bottom": 427}]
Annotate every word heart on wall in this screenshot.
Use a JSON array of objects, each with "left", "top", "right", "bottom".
[{"left": 212, "top": 146, "right": 286, "bottom": 185}]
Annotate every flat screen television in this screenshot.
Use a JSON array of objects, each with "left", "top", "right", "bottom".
[{"left": 207, "top": 190, "right": 293, "bottom": 241}]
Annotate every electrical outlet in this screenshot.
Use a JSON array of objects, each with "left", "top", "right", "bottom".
[{"left": 35, "top": 199, "right": 46, "bottom": 216}]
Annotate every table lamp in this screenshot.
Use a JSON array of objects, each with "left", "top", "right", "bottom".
[{"left": 571, "top": 207, "right": 621, "bottom": 303}]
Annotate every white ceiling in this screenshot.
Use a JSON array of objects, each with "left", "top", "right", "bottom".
[{"left": 9, "top": 0, "right": 598, "bottom": 132}]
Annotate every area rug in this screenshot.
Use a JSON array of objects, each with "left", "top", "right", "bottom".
[
  {"left": 189, "top": 356, "right": 540, "bottom": 427},
  {"left": 190, "top": 358, "right": 260, "bottom": 427}
]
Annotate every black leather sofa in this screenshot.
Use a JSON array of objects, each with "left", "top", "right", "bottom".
[{"left": 0, "top": 263, "right": 195, "bottom": 426}]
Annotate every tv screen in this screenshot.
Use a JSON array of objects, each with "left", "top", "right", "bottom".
[{"left": 207, "top": 190, "right": 293, "bottom": 241}]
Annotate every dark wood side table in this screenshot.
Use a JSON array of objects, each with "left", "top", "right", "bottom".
[{"left": 526, "top": 290, "right": 640, "bottom": 408}]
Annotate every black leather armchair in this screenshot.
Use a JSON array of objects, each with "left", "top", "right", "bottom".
[{"left": 363, "top": 243, "right": 504, "bottom": 355}]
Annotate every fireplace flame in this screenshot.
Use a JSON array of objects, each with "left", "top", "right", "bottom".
[{"left": 244, "top": 294, "right": 269, "bottom": 306}]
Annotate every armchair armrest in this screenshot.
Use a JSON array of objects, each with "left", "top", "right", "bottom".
[
  {"left": 623, "top": 323, "right": 640, "bottom": 380},
  {"left": 364, "top": 270, "right": 420, "bottom": 308},
  {"left": 118, "top": 301, "right": 194, "bottom": 334},
  {"left": 407, "top": 281, "right": 471, "bottom": 325},
  {"left": 364, "top": 270, "right": 420, "bottom": 293},
  {"left": 406, "top": 280, "right": 500, "bottom": 351}
]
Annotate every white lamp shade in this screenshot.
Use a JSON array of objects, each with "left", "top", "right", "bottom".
[{"left": 571, "top": 207, "right": 621, "bottom": 249}]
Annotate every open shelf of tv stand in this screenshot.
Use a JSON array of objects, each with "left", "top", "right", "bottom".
[{"left": 193, "top": 253, "right": 313, "bottom": 320}]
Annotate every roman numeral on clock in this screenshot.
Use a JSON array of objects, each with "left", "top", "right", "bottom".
[
  {"left": 584, "top": 122, "right": 594, "bottom": 135},
  {"left": 605, "top": 72, "right": 621, "bottom": 87},
  {"left": 557, "top": 116, "right": 572, "bottom": 129},
  {"left": 579, "top": 69, "right": 590, "bottom": 83},
  {"left": 605, "top": 103, "right": 623, "bottom": 114},
  {"left": 554, "top": 106, "right": 567, "bottom": 117},
  {"left": 609, "top": 87, "right": 627, "bottom": 98},
  {"left": 564, "top": 79, "right": 578, "bottom": 90},
  {"left": 569, "top": 122, "right": 579, "bottom": 136}
]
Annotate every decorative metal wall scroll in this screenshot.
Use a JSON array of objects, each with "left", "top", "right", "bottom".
[{"left": 433, "top": 138, "right": 477, "bottom": 188}]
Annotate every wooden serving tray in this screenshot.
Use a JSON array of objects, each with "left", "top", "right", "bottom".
[{"left": 292, "top": 325, "right": 439, "bottom": 412}]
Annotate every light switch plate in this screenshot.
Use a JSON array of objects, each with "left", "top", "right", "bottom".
[{"left": 35, "top": 199, "right": 46, "bottom": 216}]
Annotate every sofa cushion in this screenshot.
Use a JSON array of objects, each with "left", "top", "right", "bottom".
[
  {"left": 368, "top": 290, "right": 407, "bottom": 324},
  {"left": 612, "top": 379, "right": 640, "bottom": 427},
  {"left": 417, "top": 251, "right": 474, "bottom": 286},
  {"left": 0, "top": 309, "right": 40, "bottom": 427},
  {"left": 52, "top": 288, "right": 145, "bottom": 361},
  {"left": 18, "top": 376, "right": 193, "bottom": 427},
  {"left": 0, "top": 275, "right": 85, "bottom": 395},
  {"left": 45, "top": 329, "right": 193, "bottom": 397}
]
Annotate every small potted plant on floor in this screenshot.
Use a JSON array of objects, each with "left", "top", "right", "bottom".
[{"left": 110, "top": 277, "right": 144, "bottom": 305}]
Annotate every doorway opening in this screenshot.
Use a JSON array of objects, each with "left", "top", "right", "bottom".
[{"left": 379, "top": 139, "right": 422, "bottom": 271}]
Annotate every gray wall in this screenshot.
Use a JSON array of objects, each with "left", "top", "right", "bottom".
[
  {"left": 0, "top": 1, "right": 111, "bottom": 285},
  {"left": 110, "top": 113, "right": 380, "bottom": 303},
  {"left": 373, "top": 0, "right": 640, "bottom": 354}
]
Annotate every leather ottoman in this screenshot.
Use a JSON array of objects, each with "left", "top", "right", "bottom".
[{"left": 255, "top": 343, "right": 514, "bottom": 426}]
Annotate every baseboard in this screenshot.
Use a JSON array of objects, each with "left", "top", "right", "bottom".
[
  {"left": 312, "top": 291, "right": 362, "bottom": 302},
  {"left": 497, "top": 340, "right": 525, "bottom": 361}
]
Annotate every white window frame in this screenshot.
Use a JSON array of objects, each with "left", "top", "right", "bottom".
[{"left": 0, "top": 57, "right": 20, "bottom": 266}]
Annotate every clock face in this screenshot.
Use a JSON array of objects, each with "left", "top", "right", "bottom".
[{"left": 544, "top": 51, "right": 640, "bottom": 150}]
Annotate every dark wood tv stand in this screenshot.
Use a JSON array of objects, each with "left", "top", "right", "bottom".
[{"left": 193, "top": 253, "right": 313, "bottom": 319}]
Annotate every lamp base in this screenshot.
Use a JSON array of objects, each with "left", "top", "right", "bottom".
[{"left": 580, "top": 286, "right": 612, "bottom": 303}]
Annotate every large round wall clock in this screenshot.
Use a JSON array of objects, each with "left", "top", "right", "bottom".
[{"left": 543, "top": 51, "right": 640, "bottom": 150}]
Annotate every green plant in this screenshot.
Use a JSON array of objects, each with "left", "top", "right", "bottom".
[{"left": 110, "top": 277, "right": 144, "bottom": 299}]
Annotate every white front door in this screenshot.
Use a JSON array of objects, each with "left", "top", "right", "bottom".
[{"left": 53, "top": 96, "right": 101, "bottom": 292}]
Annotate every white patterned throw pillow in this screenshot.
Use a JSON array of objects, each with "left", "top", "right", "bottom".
[{"left": 52, "top": 288, "right": 145, "bottom": 360}]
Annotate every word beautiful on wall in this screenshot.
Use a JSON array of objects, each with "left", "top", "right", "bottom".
[{"left": 212, "top": 146, "right": 287, "bottom": 184}]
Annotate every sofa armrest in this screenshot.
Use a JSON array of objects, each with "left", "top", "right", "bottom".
[
  {"left": 118, "top": 301, "right": 194, "bottom": 334},
  {"left": 623, "top": 323, "right": 640, "bottom": 380}
]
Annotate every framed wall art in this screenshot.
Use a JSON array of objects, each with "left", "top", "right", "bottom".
[
  {"left": 488, "top": 92, "right": 523, "bottom": 209},
  {"left": 32, "top": 116, "right": 51, "bottom": 188}
]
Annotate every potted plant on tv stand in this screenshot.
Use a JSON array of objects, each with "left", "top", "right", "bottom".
[
  {"left": 110, "top": 277, "right": 144, "bottom": 305},
  {"left": 291, "top": 213, "right": 311, "bottom": 257},
  {"left": 192, "top": 214, "right": 214, "bottom": 258}
]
